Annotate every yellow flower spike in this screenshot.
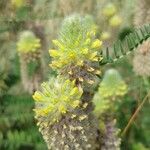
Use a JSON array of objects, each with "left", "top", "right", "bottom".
[
  {"left": 49, "top": 50, "right": 59, "bottom": 57},
  {"left": 101, "top": 32, "right": 111, "bottom": 40},
  {"left": 17, "top": 31, "right": 41, "bottom": 54},
  {"left": 102, "top": 3, "right": 117, "bottom": 17},
  {"left": 33, "top": 77, "right": 83, "bottom": 126},
  {"left": 49, "top": 15, "right": 104, "bottom": 70},
  {"left": 93, "top": 69, "right": 128, "bottom": 116},
  {"left": 109, "top": 15, "right": 122, "bottom": 27},
  {"left": 91, "top": 39, "right": 103, "bottom": 49},
  {"left": 11, "top": 0, "right": 25, "bottom": 8}
]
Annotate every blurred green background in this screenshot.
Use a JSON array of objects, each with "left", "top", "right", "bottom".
[{"left": 0, "top": 0, "right": 149, "bottom": 150}]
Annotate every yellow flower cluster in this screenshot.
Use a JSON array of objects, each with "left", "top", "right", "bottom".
[
  {"left": 102, "top": 3, "right": 117, "bottom": 17},
  {"left": 49, "top": 15, "right": 103, "bottom": 70},
  {"left": 109, "top": 15, "right": 122, "bottom": 27},
  {"left": 17, "top": 31, "right": 41, "bottom": 54},
  {"left": 93, "top": 69, "right": 127, "bottom": 116},
  {"left": 99, "top": 3, "right": 122, "bottom": 42},
  {"left": 99, "top": 69, "right": 127, "bottom": 98},
  {"left": 33, "top": 77, "right": 83, "bottom": 125},
  {"left": 102, "top": 3, "right": 122, "bottom": 26},
  {"left": 11, "top": 0, "right": 26, "bottom": 8}
]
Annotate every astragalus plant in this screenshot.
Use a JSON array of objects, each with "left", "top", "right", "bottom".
[
  {"left": 32, "top": 14, "right": 150, "bottom": 149},
  {"left": 17, "top": 31, "right": 43, "bottom": 94}
]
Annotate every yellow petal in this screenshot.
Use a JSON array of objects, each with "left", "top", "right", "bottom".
[
  {"left": 91, "top": 39, "right": 102, "bottom": 49},
  {"left": 70, "top": 87, "right": 79, "bottom": 96},
  {"left": 81, "top": 48, "right": 88, "bottom": 54},
  {"left": 49, "top": 49, "right": 59, "bottom": 57},
  {"left": 59, "top": 105, "right": 67, "bottom": 114},
  {"left": 32, "top": 91, "right": 42, "bottom": 101},
  {"left": 52, "top": 40, "right": 64, "bottom": 49},
  {"left": 72, "top": 100, "right": 80, "bottom": 108}
]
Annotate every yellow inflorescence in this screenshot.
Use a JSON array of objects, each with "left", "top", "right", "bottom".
[
  {"left": 32, "top": 77, "right": 83, "bottom": 125},
  {"left": 101, "top": 32, "right": 111, "bottom": 41},
  {"left": 11, "top": 0, "right": 25, "bottom": 8},
  {"left": 49, "top": 15, "right": 103, "bottom": 70},
  {"left": 49, "top": 38, "right": 102, "bottom": 69},
  {"left": 17, "top": 31, "right": 41, "bottom": 54},
  {"left": 109, "top": 15, "right": 122, "bottom": 27},
  {"left": 93, "top": 69, "right": 128, "bottom": 116},
  {"left": 102, "top": 3, "right": 117, "bottom": 17}
]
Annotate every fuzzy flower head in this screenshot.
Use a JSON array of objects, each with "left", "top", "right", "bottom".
[
  {"left": 17, "top": 31, "right": 41, "bottom": 54},
  {"left": 11, "top": 0, "right": 26, "bottom": 8},
  {"left": 49, "top": 14, "right": 103, "bottom": 70},
  {"left": 33, "top": 77, "right": 83, "bottom": 126},
  {"left": 98, "top": 69, "right": 127, "bottom": 99},
  {"left": 109, "top": 15, "right": 122, "bottom": 27},
  {"left": 102, "top": 3, "right": 117, "bottom": 17},
  {"left": 93, "top": 69, "right": 127, "bottom": 116}
]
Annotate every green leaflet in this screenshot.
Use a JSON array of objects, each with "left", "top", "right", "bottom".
[{"left": 101, "top": 24, "right": 150, "bottom": 65}]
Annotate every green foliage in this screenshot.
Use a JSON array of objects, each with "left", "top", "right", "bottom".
[
  {"left": 119, "top": 27, "right": 134, "bottom": 41},
  {"left": 11, "top": 0, "right": 27, "bottom": 8},
  {"left": 6, "top": 130, "right": 34, "bottom": 150},
  {"left": 101, "top": 24, "right": 150, "bottom": 64},
  {"left": 0, "top": 95, "right": 46, "bottom": 150},
  {"left": 132, "top": 143, "right": 149, "bottom": 150}
]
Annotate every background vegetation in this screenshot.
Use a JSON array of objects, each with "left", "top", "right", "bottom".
[{"left": 0, "top": 0, "right": 149, "bottom": 150}]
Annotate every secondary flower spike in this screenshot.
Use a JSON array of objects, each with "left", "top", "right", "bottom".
[
  {"left": 17, "top": 31, "right": 41, "bottom": 54},
  {"left": 33, "top": 77, "right": 83, "bottom": 126},
  {"left": 93, "top": 69, "right": 127, "bottom": 116}
]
